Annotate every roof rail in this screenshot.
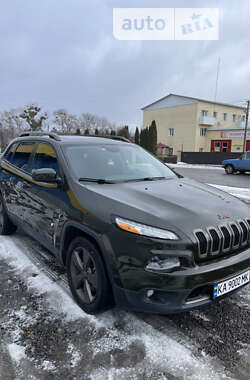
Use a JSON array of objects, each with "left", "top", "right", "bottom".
[
  {"left": 106, "top": 136, "right": 131, "bottom": 143},
  {"left": 19, "top": 132, "right": 61, "bottom": 141},
  {"left": 78, "top": 135, "right": 132, "bottom": 143}
]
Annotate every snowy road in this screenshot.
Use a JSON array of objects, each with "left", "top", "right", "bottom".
[{"left": 1, "top": 228, "right": 250, "bottom": 380}]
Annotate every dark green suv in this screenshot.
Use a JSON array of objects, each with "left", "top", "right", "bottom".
[{"left": 0, "top": 133, "right": 250, "bottom": 314}]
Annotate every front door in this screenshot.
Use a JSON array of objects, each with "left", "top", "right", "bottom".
[
  {"left": 23, "top": 142, "right": 66, "bottom": 250},
  {"left": 246, "top": 140, "right": 250, "bottom": 151}
]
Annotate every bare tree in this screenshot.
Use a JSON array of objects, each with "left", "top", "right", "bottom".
[{"left": 53, "top": 109, "right": 79, "bottom": 134}]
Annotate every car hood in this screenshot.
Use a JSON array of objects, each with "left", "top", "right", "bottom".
[{"left": 80, "top": 177, "right": 249, "bottom": 235}]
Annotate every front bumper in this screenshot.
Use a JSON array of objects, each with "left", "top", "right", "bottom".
[{"left": 112, "top": 246, "right": 250, "bottom": 314}]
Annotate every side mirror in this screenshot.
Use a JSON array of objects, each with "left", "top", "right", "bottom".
[{"left": 32, "top": 168, "right": 59, "bottom": 183}]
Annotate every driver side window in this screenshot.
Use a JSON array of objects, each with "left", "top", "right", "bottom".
[{"left": 33, "top": 143, "right": 59, "bottom": 175}]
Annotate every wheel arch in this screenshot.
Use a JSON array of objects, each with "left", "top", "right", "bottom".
[
  {"left": 59, "top": 221, "right": 117, "bottom": 287},
  {"left": 225, "top": 163, "right": 235, "bottom": 171}
]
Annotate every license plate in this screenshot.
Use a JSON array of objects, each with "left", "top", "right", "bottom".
[{"left": 213, "top": 270, "right": 250, "bottom": 299}]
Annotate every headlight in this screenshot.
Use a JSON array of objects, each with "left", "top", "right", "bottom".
[{"left": 115, "top": 217, "right": 179, "bottom": 240}]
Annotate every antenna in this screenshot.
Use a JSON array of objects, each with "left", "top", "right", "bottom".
[{"left": 213, "top": 57, "right": 220, "bottom": 112}]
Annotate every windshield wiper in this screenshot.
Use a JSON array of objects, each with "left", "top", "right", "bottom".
[
  {"left": 79, "top": 178, "right": 115, "bottom": 184},
  {"left": 123, "top": 176, "right": 167, "bottom": 183},
  {"left": 141, "top": 176, "right": 167, "bottom": 181}
]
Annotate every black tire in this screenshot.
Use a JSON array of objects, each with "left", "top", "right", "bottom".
[
  {"left": 0, "top": 194, "right": 17, "bottom": 235},
  {"left": 225, "top": 164, "right": 234, "bottom": 175},
  {"left": 66, "top": 236, "right": 114, "bottom": 314}
]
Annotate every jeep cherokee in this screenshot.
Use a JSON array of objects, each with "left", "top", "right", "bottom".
[{"left": 0, "top": 133, "right": 250, "bottom": 314}]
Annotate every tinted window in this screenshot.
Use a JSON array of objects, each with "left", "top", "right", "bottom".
[
  {"left": 33, "top": 143, "right": 59, "bottom": 175},
  {"left": 3, "top": 143, "right": 18, "bottom": 163},
  {"left": 12, "top": 143, "right": 35, "bottom": 171},
  {"left": 64, "top": 144, "right": 176, "bottom": 182}
]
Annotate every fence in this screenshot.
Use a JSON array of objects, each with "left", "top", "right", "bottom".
[{"left": 180, "top": 152, "right": 242, "bottom": 165}]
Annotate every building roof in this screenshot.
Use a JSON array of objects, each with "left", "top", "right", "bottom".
[
  {"left": 157, "top": 143, "right": 169, "bottom": 148},
  {"left": 141, "top": 93, "right": 245, "bottom": 111}
]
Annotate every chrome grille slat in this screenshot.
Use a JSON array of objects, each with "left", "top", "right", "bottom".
[
  {"left": 194, "top": 219, "right": 250, "bottom": 260},
  {"left": 219, "top": 224, "right": 232, "bottom": 253},
  {"left": 230, "top": 223, "right": 241, "bottom": 249},
  {"left": 239, "top": 220, "right": 248, "bottom": 246},
  {"left": 207, "top": 227, "right": 222, "bottom": 255}
]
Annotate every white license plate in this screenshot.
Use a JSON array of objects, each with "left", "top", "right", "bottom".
[{"left": 213, "top": 270, "right": 250, "bottom": 299}]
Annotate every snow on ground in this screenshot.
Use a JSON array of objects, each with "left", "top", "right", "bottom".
[
  {"left": 0, "top": 235, "right": 231, "bottom": 380},
  {"left": 168, "top": 162, "right": 223, "bottom": 170},
  {"left": 209, "top": 184, "right": 250, "bottom": 202},
  {"left": 7, "top": 343, "right": 26, "bottom": 363}
]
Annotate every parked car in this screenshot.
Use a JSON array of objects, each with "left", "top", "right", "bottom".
[
  {"left": 0, "top": 133, "right": 250, "bottom": 314},
  {"left": 222, "top": 152, "right": 250, "bottom": 174}
]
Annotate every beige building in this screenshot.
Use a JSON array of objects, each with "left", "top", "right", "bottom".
[{"left": 142, "top": 94, "right": 249, "bottom": 156}]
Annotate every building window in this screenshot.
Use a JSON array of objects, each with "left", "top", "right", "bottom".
[
  {"left": 223, "top": 113, "right": 227, "bottom": 121},
  {"left": 168, "top": 128, "right": 174, "bottom": 136},
  {"left": 199, "top": 148, "right": 204, "bottom": 152},
  {"left": 168, "top": 147, "right": 173, "bottom": 156},
  {"left": 232, "top": 114, "right": 236, "bottom": 122},
  {"left": 213, "top": 111, "right": 217, "bottom": 118},
  {"left": 200, "top": 128, "right": 207, "bottom": 136},
  {"left": 201, "top": 110, "right": 208, "bottom": 116},
  {"left": 222, "top": 142, "right": 229, "bottom": 152},
  {"left": 241, "top": 115, "right": 246, "bottom": 122}
]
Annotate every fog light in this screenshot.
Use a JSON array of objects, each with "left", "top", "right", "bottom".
[
  {"left": 147, "top": 290, "right": 154, "bottom": 298},
  {"left": 146, "top": 256, "right": 180, "bottom": 271}
]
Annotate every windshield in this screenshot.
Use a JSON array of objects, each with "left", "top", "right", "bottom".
[{"left": 63, "top": 143, "right": 176, "bottom": 182}]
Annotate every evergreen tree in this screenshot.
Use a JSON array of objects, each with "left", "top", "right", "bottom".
[
  {"left": 84, "top": 128, "right": 90, "bottom": 135},
  {"left": 151, "top": 120, "right": 157, "bottom": 155},
  {"left": 110, "top": 130, "right": 116, "bottom": 136},
  {"left": 117, "top": 125, "right": 130, "bottom": 140},
  {"left": 135, "top": 127, "right": 140, "bottom": 145},
  {"left": 75, "top": 128, "right": 81, "bottom": 135},
  {"left": 95, "top": 128, "right": 99, "bottom": 135}
]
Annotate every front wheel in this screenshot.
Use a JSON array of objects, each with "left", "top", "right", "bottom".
[
  {"left": 66, "top": 236, "right": 114, "bottom": 314},
  {"left": 225, "top": 164, "right": 234, "bottom": 175},
  {"left": 0, "top": 195, "right": 17, "bottom": 235}
]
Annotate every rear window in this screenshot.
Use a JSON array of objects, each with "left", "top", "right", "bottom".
[
  {"left": 3, "top": 143, "right": 18, "bottom": 163},
  {"left": 12, "top": 143, "right": 35, "bottom": 172}
]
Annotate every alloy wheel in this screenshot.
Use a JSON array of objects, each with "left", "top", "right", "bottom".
[{"left": 70, "top": 247, "right": 98, "bottom": 304}]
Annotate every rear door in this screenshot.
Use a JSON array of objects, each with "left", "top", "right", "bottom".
[{"left": 1, "top": 141, "right": 36, "bottom": 220}]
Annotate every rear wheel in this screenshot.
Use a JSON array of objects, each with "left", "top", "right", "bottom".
[
  {"left": 225, "top": 164, "right": 234, "bottom": 175},
  {"left": 66, "top": 236, "right": 114, "bottom": 314},
  {"left": 0, "top": 195, "right": 17, "bottom": 235}
]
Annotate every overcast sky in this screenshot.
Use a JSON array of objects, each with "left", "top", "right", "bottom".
[{"left": 1, "top": 0, "right": 250, "bottom": 127}]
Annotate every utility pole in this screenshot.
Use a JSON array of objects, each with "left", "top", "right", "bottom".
[{"left": 243, "top": 100, "right": 250, "bottom": 154}]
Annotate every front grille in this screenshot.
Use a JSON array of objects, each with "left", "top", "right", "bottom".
[{"left": 194, "top": 220, "right": 250, "bottom": 260}]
